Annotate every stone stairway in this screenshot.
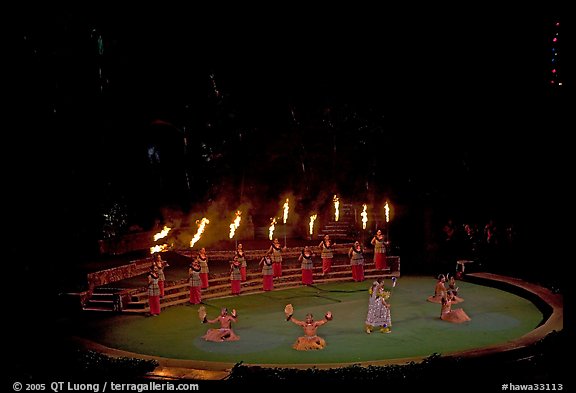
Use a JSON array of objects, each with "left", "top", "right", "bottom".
[
  {"left": 82, "top": 287, "right": 125, "bottom": 312},
  {"left": 120, "top": 256, "right": 400, "bottom": 314},
  {"left": 317, "top": 203, "right": 357, "bottom": 240}
]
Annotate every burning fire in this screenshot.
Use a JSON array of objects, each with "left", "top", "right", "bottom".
[
  {"left": 269, "top": 217, "right": 277, "bottom": 240},
  {"left": 150, "top": 244, "right": 168, "bottom": 254},
  {"left": 190, "top": 218, "right": 210, "bottom": 248},
  {"left": 309, "top": 214, "right": 317, "bottom": 235},
  {"left": 283, "top": 198, "right": 289, "bottom": 224},
  {"left": 229, "top": 210, "right": 242, "bottom": 239},
  {"left": 384, "top": 201, "right": 390, "bottom": 223},
  {"left": 361, "top": 204, "right": 368, "bottom": 229},
  {"left": 153, "top": 226, "right": 171, "bottom": 241},
  {"left": 333, "top": 195, "right": 340, "bottom": 222}
]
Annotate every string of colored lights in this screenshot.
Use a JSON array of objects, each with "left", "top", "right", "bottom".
[{"left": 549, "top": 19, "right": 562, "bottom": 87}]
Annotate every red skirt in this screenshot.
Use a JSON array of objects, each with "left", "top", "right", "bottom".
[
  {"left": 149, "top": 296, "right": 161, "bottom": 315},
  {"left": 189, "top": 286, "right": 201, "bottom": 304},
  {"left": 273, "top": 262, "right": 282, "bottom": 277},
  {"left": 263, "top": 275, "right": 274, "bottom": 291},
  {"left": 231, "top": 279, "right": 241, "bottom": 295},
  {"left": 158, "top": 280, "right": 165, "bottom": 297},
  {"left": 200, "top": 273, "right": 209, "bottom": 289},
  {"left": 322, "top": 258, "right": 332, "bottom": 274},
  {"left": 241, "top": 266, "right": 247, "bottom": 281},
  {"left": 352, "top": 265, "right": 364, "bottom": 282},
  {"left": 374, "top": 253, "right": 388, "bottom": 270},
  {"left": 302, "top": 269, "right": 313, "bottom": 285}
]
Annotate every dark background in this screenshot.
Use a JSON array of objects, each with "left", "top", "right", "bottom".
[{"left": 10, "top": 7, "right": 570, "bottom": 282}]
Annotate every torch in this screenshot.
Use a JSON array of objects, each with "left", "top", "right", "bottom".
[
  {"left": 283, "top": 198, "right": 289, "bottom": 247},
  {"left": 384, "top": 201, "right": 390, "bottom": 242},
  {"left": 190, "top": 218, "right": 210, "bottom": 248},
  {"left": 333, "top": 195, "right": 339, "bottom": 222},
  {"left": 309, "top": 214, "right": 317, "bottom": 241},
  {"left": 361, "top": 204, "right": 368, "bottom": 243},
  {"left": 269, "top": 217, "right": 277, "bottom": 241},
  {"left": 229, "top": 210, "right": 242, "bottom": 249}
]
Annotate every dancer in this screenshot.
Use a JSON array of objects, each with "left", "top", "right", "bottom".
[
  {"left": 199, "top": 306, "right": 240, "bottom": 341},
  {"left": 147, "top": 265, "right": 161, "bottom": 316},
  {"left": 448, "top": 275, "right": 464, "bottom": 302},
  {"left": 188, "top": 260, "right": 202, "bottom": 304},
  {"left": 267, "top": 238, "right": 284, "bottom": 278},
  {"left": 427, "top": 274, "right": 447, "bottom": 303},
  {"left": 348, "top": 240, "right": 365, "bottom": 282},
  {"left": 319, "top": 234, "right": 335, "bottom": 275},
  {"left": 298, "top": 246, "right": 315, "bottom": 285},
  {"left": 440, "top": 290, "right": 471, "bottom": 323},
  {"left": 196, "top": 247, "right": 209, "bottom": 289},
  {"left": 365, "top": 277, "right": 392, "bottom": 334},
  {"left": 230, "top": 256, "right": 242, "bottom": 295},
  {"left": 371, "top": 229, "right": 388, "bottom": 270},
  {"left": 236, "top": 243, "right": 248, "bottom": 282},
  {"left": 153, "top": 253, "right": 169, "bottom": 297},
  {"left": 284, "top": 304, "right": 333, "bottom": 350},
  {"left": 259, "top": 254, "right": 274, "bottom": 291}
]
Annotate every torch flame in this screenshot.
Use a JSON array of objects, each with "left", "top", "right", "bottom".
[
  {"left": 283, "top": 198, "right": 289, "bottom": 224},
  {"left": 384, "top": 201, "right": 390, "bottom": 223},
  {"left": 361, "top": 204, "right": 368, "bottom": 229},
  {"left": 309, "top": 214, "right": 317, "bottom": 235},
  {"left": 229, "top": 210, "right": 242, "bottom": 239},
  {"left": 153, "top": 226, "right": 171, "bottom": 241},
  {"left": 269, "top": 217, "right": 277, "bottom": 240},
  {"left": 333, "top": 195, "right": 340, "bottom": 222},
  {"left": 190, "top": 218, "right": 210, "bottom": 248},
  {"left": 150, "top": 244, "right": 168, "bottom": 254}
]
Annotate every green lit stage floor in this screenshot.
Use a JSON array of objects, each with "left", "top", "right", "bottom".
[{"left": 70, "top": 275, "right": 553, "bottom": 367}]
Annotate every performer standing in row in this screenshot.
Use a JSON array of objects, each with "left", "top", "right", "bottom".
[
  {"left": 319, "top": 234, "right": 335, "bottom": 276},
  {"left": 236, "top": 243, "right": 248, "bottom": 282},
  {"left": 348, "top": 240, "right": 365, "bottom": 282},
  {"left": 371, "top": 229, "right": 388, "bottom": 270},
  {"left": 147, "top": 265, "right": 161, "bottom": 316},
  {"left": 153, "top": 253, "right": 169, "bottom": 298},
  {"left": 188, "top": 259, "right": 202, "bottom": 304},
  {"left": 196, "top": 247, "right": 209, "bottom": 289},
  {"left": 230, "top": 256, "right": 242, "bottom": 295},
  {"left": 259, "top": 254, "right": 274, "bottom": 291},
  {"left": 298, "top": 245, "right": 315, "bottom": 285},
  {"left": 267, "top": 238, "right": 284, "bottom": 278}
]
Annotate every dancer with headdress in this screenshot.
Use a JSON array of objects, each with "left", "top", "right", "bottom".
[
  {"left": 365, "top": 277, "right": 396, "bottom": 334},
  {"left": 284, "top": 304, "right": 333, "bottom": 350}
]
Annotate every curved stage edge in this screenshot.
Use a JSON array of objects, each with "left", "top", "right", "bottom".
[{"left": 72, "top": 272, "right": 563, "bottom": 381}]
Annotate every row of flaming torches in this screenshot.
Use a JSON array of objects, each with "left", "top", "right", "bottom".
[{"left": 150, "top": 196, "right": 391, "bottom": 254}]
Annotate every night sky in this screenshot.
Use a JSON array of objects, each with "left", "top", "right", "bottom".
[{"left": 11, "top": 8, "right": 570, "bottom": 264}]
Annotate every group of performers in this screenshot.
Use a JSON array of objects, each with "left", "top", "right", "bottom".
[
  {"left": 197, "top": 273, "right": 470, "bottom": 351},
  {"left": 427, "top": 274, "right": 471, "bottom": 323},
  {"left": 185, "top": 231, "right": 391, "bottom": 300},
  {"left": 185, "top": 271, "right": 471, "bottom": 353}
]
